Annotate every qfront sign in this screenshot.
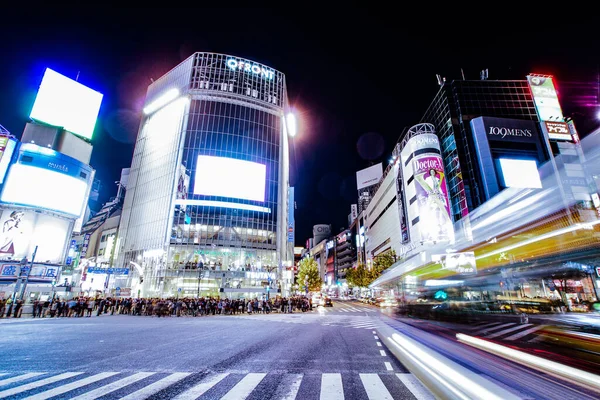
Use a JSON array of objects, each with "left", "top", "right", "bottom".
[{"left": 226, "top": 58, "right": 275, "bottom": 80}]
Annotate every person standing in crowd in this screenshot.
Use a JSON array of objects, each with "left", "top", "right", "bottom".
[
  {"left": 86, "top": 298, "right": 95, "bottom": 317},
  {"left": 0, "top": 297, "right": 6, "bottom": 318}
]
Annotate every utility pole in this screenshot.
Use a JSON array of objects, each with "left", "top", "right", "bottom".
[{"left": 19, "top": 245, "right": 38, "bottom": 301}]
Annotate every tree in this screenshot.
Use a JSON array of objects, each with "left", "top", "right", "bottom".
[
  {"left": 347, "top": 250, "right": 397, "bottom": 289},
  {"left": 297, "top": 256, "right": 323, "bottom": 293},
  {"left": 371, "top": 250, "right": 397, "bottom": 281},
  {"left": 346, "top": 263, "right": 370, "bottom": 288}
]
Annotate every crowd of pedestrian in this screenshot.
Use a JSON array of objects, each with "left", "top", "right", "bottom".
[{"left": 0, "top": 295, "right": 313, "bottom": 319}]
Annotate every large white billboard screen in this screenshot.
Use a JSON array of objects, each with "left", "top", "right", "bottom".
[
  {"left": 356, "top": 163, "right": 383, "bottom": 190},
  {"left": 194, "top": 155, "right": 266, "bottom": 202},
  {"left": 499, "top": 158, "right": 542, "bottom": 189},
  {"left": 1, "top": 164, "right": 89, "bottom": 216},
  {"left": 29, "top": 68, "right": 103, "bottom": 140}
]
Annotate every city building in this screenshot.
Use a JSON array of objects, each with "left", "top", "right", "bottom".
[
  {"left": 334, "top": 229, "right": 354, "bottom": 281},
  {"left": 0, "top": 68, "right": 101, "bottom": 306},
  {"left": 115, "top": 52, "right": 294, "bottom": 298}
]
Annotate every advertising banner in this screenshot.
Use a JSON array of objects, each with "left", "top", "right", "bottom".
[
  {"left": 544, "top": 121, "right": 571, "bottom": 141},
  {"left": 80, "top": 233, "right": 91, "bottom": 258},
  {"left": 527, "top": 75, "right": 564, "bottom": 122},
  {"left": 356, "top": 163, "right": 383, "bottom": 190},
  {"left": 86, "top": 267, "right": 129, "bottom": 275},
  {"left": 350, "top": 204, "right": 358, "bottom": 223},
  {"left": 287, "top": 187, "right": 294, "bottom": 243},
  {"left": 395, "top": 166, "right": 410, "bottom": 243},
  {"left": 0, "top": 262, "right": 59, "bottom": 281},
  {"left": 0, "top": 135, "right": 16, "bottom": 184},
  {"left": 0, "top": 208, "right": 71, "bottom": 264},
  {"left": 432, "top": 252, "right": 477, "bottom": 275},
  {"left": 412, "top": 155, "right": 453, "bottom": 242}
]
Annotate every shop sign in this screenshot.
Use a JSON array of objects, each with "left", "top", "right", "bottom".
[
  {"left": 86, "top": 267, "right": 129, "bottom": 275},
  {"left": 80, "top": 233, "right": 91, "bottom": 258},
  {"left": 226, "top": 58, "right": 275, "bottom": 80}
]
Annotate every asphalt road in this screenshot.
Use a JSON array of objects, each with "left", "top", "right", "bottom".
[{"left": 0, "top": 301, "right": 431, "bottom": 399}]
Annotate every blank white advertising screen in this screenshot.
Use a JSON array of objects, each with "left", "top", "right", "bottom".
[
  {"left": 1, "top": 164, "right": 89, "bottom": 216},
  {"left": 194, "top": 155, "right": 266, "bottom": 202},
  {"left": 499, "top": 158, "right": 542, "bottom": 189},
  {"left": 29, "top": 68, "right": 103, "bottom": 140}
]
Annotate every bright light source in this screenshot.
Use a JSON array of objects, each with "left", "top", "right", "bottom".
[
  {"left": 499, "top": 158, "right": 542, "bottom": 189},
  {"left": 596, "top": 109, "right": 600, "bottom": 120},
  {"left": 286, "top": 112, "right": 297, "bottom": 137},
  {"left": 143, "top": 88, "right": 180, "bottom": 115}
]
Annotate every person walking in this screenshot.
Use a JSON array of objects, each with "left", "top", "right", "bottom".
[{"left": 87, "top": 298, "right": 95, "bottom": 317}]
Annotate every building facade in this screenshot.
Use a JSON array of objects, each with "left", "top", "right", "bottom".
[{"left": 116, "top": 52, "right": 292, "bottom": 298}]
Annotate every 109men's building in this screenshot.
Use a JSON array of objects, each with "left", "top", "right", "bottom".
[{"left": 115, "top": 53, "right": 294, "bottom": 298}]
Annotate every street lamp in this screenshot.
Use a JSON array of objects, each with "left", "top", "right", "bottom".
[{"left": 286, "top": 112, "right": 297, "bottom": 137}]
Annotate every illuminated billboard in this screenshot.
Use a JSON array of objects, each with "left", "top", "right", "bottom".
[
  {"left": 527, "top": 75, "right": 570, "bottom": 141},
  {"left": 193, "top": 155, "right": 266, "bottom": 202},
  {"left": 0, "top": 144, "right": 92, "bottom": 217},
  {"left": 498, "top": 158, "right": 542, "bottom": 189},
  {"left": 356, "top": 163, "right": 383, "bottom": 190},
  {"left": 0, "top": 135, "right": 17, "bottom": 184},
  {"left": 432, "top": 251, "right": 476, "bottom": 275},
  {"left": 29, "top": 68, "right": 103, "bottom": 140},
  {"left": 0, "top": 208, "right": 71, "bottom": 264}
]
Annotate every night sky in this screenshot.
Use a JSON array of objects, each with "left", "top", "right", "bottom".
[{"left": 1, "top": 9, "right": 599, "bottom": 246}]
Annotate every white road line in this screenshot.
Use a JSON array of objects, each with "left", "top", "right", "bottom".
[
  {"left": 221, "top": 373, "right": 266, "bottom": 400},
  {"left": 472, "top": 322, "right": 503, "bottom": 331},
  {"left": 281, "top": 373, "right": 303, "bottom": 400},
  {"left": 376, "top": 342, "right": 382, "bottom": 347},
  {"left": 0, "top": 372, "right": 46, "bottom": 387},
  {"left": 384, "top": 362, "right": 393, "bottom": 371},
  {"left": 119, "top": 372, "right": 190, "bottom": 400},
  {"left": 374, "top": 335, "right": 379, "bottom": 340},
  {"left": 504, "top": 325, "right": 547, "bottom": 341},
  {"left": 173, "top": 372, "right": 229, "bottom": 400},
  {"left": 380, "top": 350, "right": 386, "bottom": 356},
  {"left": 360, "top": 373, "right": 393, "bottom": 400},
  {"left": 475, "top": 323, "right": 516, "bottom": 335},
  {"left": 372, "top": 331, "right": 376, "bottom": 334},
  {"left": 0, "top": 372, "right": 83, "bottom": 398},
  {"left": 486, "top": 324, "right": 533, "bottom": 339},
  {"left": 320, "top": 373, "right": 344, "bottom": 400},
  {"left": 70, "top": 372, "right": 155, "bottom": 400},
  {"left": 23, "top": 372, "right": 119, "bottom": 400},
  {"left": 396, "top": 373, "right": 435, "bottom": 400}
]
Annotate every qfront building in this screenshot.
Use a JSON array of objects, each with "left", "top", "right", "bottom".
[{"left": 115, "top": 53, "right": 294, "bottom": 299}]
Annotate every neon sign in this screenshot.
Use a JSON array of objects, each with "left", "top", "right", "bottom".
[{"left": 226, "top": 58, "right": 274, "bottom": 80}]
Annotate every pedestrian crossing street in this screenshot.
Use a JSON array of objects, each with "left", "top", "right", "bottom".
[
  {"left": 469, "top": 321, "right": 548, "bottom": 341},
  {"left": 0, "top": 370, "right": 434, "bottom": 399},
  {"left": 236, "top": 313, "right": 381, "bottom": 330},
  {"left": 323, "top": 304, "right": 378, "bottom": 313}
]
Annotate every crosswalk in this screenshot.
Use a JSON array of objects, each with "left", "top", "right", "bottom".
[
  {"left": 470, "top": 321, "right": 548, "bottom": 341},
  {"left": 322, "top": 304, "right": 377, "bottom": 313},
  {"left": 0, "top": 370, "right": 433, "bottom": 399},
  {"left": 236, "top": 313, "right": 381, "bottom": 330}
]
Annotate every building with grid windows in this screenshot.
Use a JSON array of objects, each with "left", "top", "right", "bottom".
[{"left": 115, "top": 53, "right": 293, "bottom": 298}]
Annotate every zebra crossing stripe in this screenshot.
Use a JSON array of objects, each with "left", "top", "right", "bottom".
[
  {"left": 0, "top": 372, "right": 46, "bottom": 387},
  {"left": 0, "top": 372, "right": 84, "bottom": 398},
  {"left": 22, "top": 372, "right": 119, "bottom": 400},
  {"left": 320, "top": 373, "right": 344, "bottom": 400},
  {"left": 221, "top": 373, "right": 267, "bottom": 400},
  {"left": 172, "top": 373, "right": 229, "bottom": 400},
  {"left": 486, "top": 324, "right": 533, "bottom": 339},
  {"left": 360, "top": 373, "right": 393, "bottom": 400},
  {"left": 119, "top": 372, "right": 191, "bottom": 400},
  {"left": 396, "top": 373, "right": 435, "bottom": 400},
  {"left": 70, "top": 372, "right": 155, "bottom": 400},
  {"left": 280, "top": 373, "right": 302, "bottom": 400},
  {"left": 504, "top": 325, "right": 547, "bottom": 341},
  {"left": 476, "top": 323, "right": 516, "bottom": 334}
]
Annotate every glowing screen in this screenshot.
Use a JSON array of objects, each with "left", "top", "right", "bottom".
[
  {"left": 194, "top": 155, "right": 266, "bottom": 202},
  {"left": 499, "top": 158, "right": 542, "bottom": 189}
]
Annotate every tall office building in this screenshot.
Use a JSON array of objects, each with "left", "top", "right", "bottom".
[{"left": 116, "top": 52, "right": 293, "bottom": 298}]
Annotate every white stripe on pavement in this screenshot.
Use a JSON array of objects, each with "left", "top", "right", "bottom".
[
  {"left": 505, "top": 325, "right": 547, "bottom": 341},
  {"left": 384, "top": 362, "right": 393, "bottom": 371},
  {"left": 472, "top": 322, "right": 503, "bottom": 331},
  {"left": 360, "top": 373, "right": 392, "bottom": 400},
  {"left": 376, "top": 342, "right": 382, "bottom": 347},
  {"left": 280, "top": 373, "right": 303, "bottom": 400},
  {"left": 0, "top": 372, "right": 46, "bottom": 387},
  {"left": 172, "top": 373, "right": 229, "bottom": 400},
  {"left": 70, "top": 372, "right": 155, "bottom": 400},
  {"left": 320, "top": 373, "right": 344, "bottom": 400},
  {"left": 0, "top": 372, "right": 84, "bottom": 398},
  {"left": 380, "top": 350, "right": 386, "bottom": 356},
  {"left": 396, "top": 373, "right": 435, "bottom": 400},
  {"left": 221, "top": 373, "right": 266, "bottom": 400},
  {"left": 22, "top": 372, "right": 119, "bottom": 400},
  {"left": 374, "top": 335, "right": 379, "bottom": 340},
  {"left": 475, "top": 323, "right": 516, "bottom": 335},
  {"left": 372, "top": 331, "right": 376, "bottom": 334},
  {"left": 119, "top": 372, "right": 190, "bottom": 400},
  {"left": 486, "top": 324, "right": 533, "bottom": 339}
]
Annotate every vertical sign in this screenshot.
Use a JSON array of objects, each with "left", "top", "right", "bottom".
[
  {"left": 413, "top": 154, "right": 453, "bottom": 243},
  {"left": 395, "top": 166, "right": 410, "bottom": 243},
  {"left": 527, "top": 75, "right": 570, "bottom": 141},
  {"left": 350, "top": 204, "right": 358, "bottom": 223},
  {"left": 287, "top": 187, "right": 294, "bottom": 243},
  {"left": 80, "top": 233, "right": 91, "bottom": 258}
]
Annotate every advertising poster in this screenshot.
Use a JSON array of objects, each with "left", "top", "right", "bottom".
[
  {"left": 433, "top": 252, "right": 477, "bottom": 275},
  {"left": 412, "top": 155, "right": 453, "bottom": 242},
  {"left": 395, "top": 167, "right": 409, "bottom": 243}
]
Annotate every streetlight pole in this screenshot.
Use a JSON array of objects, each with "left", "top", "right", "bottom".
[{"left": 19, "top": 245, "right": 38, "bottom": 301}]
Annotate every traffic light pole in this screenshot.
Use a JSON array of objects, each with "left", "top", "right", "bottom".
[{"left": 18, "top": 245, "right": 38, "bottom": 301}]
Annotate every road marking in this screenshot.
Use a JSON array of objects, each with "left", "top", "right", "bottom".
[
  {"left": 0, "top": 372, "right": 46, "bottom": 387},
  {"left": 0, "top": 372, "right": 84, "bottom": 398},
  {"left": 119, "top": 372, "right": 190, "bottom": 400},
  {"left": 320, "top": 373, "right": 344, "bottom": 400},
  {"left": 380, "top": 350, "right": 386, "bottom": 356},
  {"left": 23, "top": 372, "right": 119, "bottom": 400},
  {"left": 372, "top": 330, "right": 376, "bottom": 334},
  {"left": 374, "top": 335, "right": 379, "bottom": 340},
  {"left": 475, "top": 323, "right": 516, "bottom": 335},
  {"left": 486, "top": 324, "right": 533, "bottom": 339},
  {"left": 472, "top": 322, "right": 503, "bottom": 331},
  {"left": 221, "top": 373, "right": 266, "bottom": 400},
  {"left": 173, "top": 372, "right": 228, "bottom": 400},
  {"left": 396, "top": 373, "right": 436, "bottom": 400},
  {"left": 384, "top": 362, "right": 393, "bottom": 371},
  {"left": 280, "top": 373, "right": 303, "bottom": 400},
  {"left": 376, "top": 341, "right": 382, "bottom": 347},
  {"left": 504, "top": 325, "right": 547, "bottom": 341},
  {"left": 70, "top": 372, "right": 155, "bottom": 400},
  {"left": 360, "top": 373, "right": 392, "bottom": 400}
]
